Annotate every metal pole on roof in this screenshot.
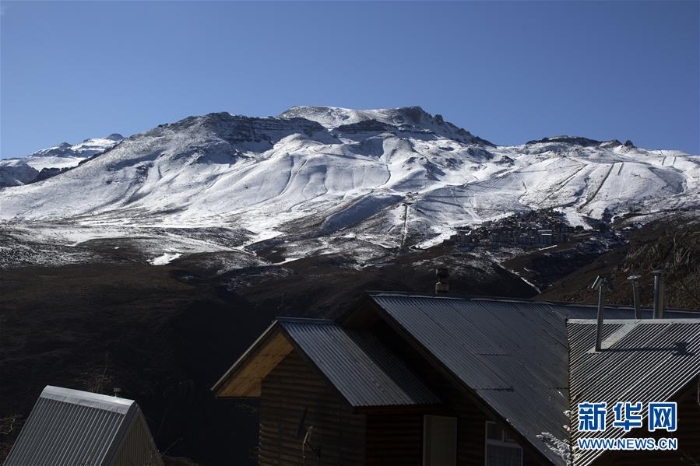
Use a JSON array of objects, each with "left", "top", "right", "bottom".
[
  {"left": 627, "top": 275, "right": 641, "bottom": 320},
  {"left": 652, "top": 269, "right": 667, "bottom": 319},
  {"left": 591, "top": 275, "right": 609, "bottom": 352}
]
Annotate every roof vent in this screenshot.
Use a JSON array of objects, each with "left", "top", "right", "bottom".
[
  {"left": 652, "top": 269, "right": 667, "bottom": 319},
  {"left": 591, "top": 275, "right": 612, "bottom": 352},
  {"left": 435, "top": 268, "right": 449, "bottom": 294},
  {"left": 627, "top": 275, "right": 642, "bottom": 320}
]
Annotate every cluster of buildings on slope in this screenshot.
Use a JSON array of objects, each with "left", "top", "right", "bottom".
[{"left": 449, "top": 210, "right": 583, "bottom": 249}]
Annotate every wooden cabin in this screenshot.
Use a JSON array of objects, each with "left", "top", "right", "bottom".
[{"left": 213, "top": 292, "right": 700, "bottom": 466}]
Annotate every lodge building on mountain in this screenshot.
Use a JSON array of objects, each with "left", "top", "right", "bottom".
[
  {"left": 213, "top": 292, "right": 700, "bottom": 466},
  {"left": 450, "top": 210, "right": 579, "bottom": 249}
]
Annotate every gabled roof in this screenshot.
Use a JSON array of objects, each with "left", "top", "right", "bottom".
[
  {"left": 213, "top": 318, "right": 440, "bottom": 408},
  {"left": 4, "top": 386, "right": 163, "bottom": 466},
  {"left": 568, "top": 319, "right": 700, "bottom": 466},
  {"left": 366, "top": 293, "right": 572, "bottom": 466}
]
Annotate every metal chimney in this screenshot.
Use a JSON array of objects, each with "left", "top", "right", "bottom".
[
  {"left": 435, "top": 267, "right": 449, "bottom": 294},
  {"left": 652, "top": 269, "right": 667, "bottom": 319},
  {"left": 627, "top": 275, "right": 642, "bottom": 320},
  {"left": 591, "top": 275, "right": 611, "bottom": 352}
]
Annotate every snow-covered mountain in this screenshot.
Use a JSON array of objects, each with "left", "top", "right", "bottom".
[
  {"left": 0, "top": 134, "right": 123, "bottom": 187},
  {"left": 0, "top": 107, "right": 698, "bottom": 264},
  {"left": 25, "top": 133, "right": 124, "bottom": 169}
]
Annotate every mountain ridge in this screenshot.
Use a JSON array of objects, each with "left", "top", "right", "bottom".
[
  {"left": 1, "top": 106, "right": 698, "bottom": 266},
  {"left": 0, "top": 135, "right": 124, "bottom": 188}
]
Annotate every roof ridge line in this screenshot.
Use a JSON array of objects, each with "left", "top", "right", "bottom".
[
  {"left": 276, "top": 317, "right": 336, "bottom": 325},
  {"left": 568, "top": 318, "right": 700, "bottom": 324}
]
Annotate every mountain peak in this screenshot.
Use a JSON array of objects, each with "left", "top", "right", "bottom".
[
  {"left": 278, "top": 105, "right": 491, "bottom": 145},
  {"left": 278, "top": 105, "right": 431, "bottom": 129}
]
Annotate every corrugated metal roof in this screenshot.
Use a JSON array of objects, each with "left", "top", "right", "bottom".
[
  {"left": 279, "top": 319, "right": 441, "bottom": 408},
  {"left": 370, "top": 294, "right": 572, "bottom": 466},
  {"left": 568, "top": 320, "right": 700, "bottom": 466},
  {"left": 366, "top": 293, "right": 699, "bottom": 466},
  {"left": 211, "top": 291, "right": 698, "bottom": 465},
  {"left": 4, "top": 386, "right": 163, "bottom": 466}
]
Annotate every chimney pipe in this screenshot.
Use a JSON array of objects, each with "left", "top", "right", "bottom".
[
  {"left": 627, "top": 275, "right": 642, "bottom": 320},
  {"left": 591, "top": 275, "right": 610, "bottom": 352},
  {"left": 435, "top": 267, "right": 449, "bottom": 294},
  {"left": 652, "top": 269, "right": 667, "bottom": 319}
]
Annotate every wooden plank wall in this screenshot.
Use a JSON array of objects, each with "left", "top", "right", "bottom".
[{"left": 259, "top": 351, "right": 366, "bottom": 466}]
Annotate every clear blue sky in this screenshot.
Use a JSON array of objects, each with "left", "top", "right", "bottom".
[{"left": 1, "top": 1, "right": 698, "bottom": 159}]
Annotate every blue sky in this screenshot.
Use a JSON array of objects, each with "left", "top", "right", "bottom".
[{"left": 1, "top": 1, "right": 698, "bottom": 158}]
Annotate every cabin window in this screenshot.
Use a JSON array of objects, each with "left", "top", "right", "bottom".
[
  {"left": 423, "top": 415, "right": 457, "bottom": 466},
  {"left": 484, "top": 421, "right": 522, "bottom": 466}
]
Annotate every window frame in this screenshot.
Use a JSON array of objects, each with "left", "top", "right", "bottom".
[{"left": 484, "top": 421, "right": 523, "bottom": 466}]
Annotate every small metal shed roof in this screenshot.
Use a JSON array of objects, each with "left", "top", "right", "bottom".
[
  {"left": 568, "top": 319, "right": 700, "bottom": 466},
  {"left": 4, "top": 386, "right": 163, "bottom": 466},
  {"left": 213, "top": 318, "right": 440, "bottom": 408}
]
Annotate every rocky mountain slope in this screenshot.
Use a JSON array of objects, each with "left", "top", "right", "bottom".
[
  {"left": 0, "top": 107, "right": 697, "bottom": 268},
  {"left": 536, "top": 214, "right": 700, "bottom": 309}
]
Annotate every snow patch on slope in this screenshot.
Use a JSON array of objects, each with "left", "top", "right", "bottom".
[{"left": 149, "top": 252, "right": 182, "bottom": 265}]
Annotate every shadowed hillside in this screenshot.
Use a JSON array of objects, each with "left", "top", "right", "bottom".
[
  {"left": 0, "top": 246, "right": 534, "bottom": 465},
  {"left": 537, "top": 216, "right": 700, "bottom": 309}
]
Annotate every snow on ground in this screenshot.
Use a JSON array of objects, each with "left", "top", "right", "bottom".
[
  {"left": 506, "top": 267, "right": 541, "bottom": 293},
  {"left": 24, "top": 156, "right": 85, "bottom": 171},
  {"left": 562, "top": 211, "right": 591, "bottom": 229},
  {"left": 1, "top": 107, "right": 698, "bottom": 266},
  {"left": 414, "top": 231, "right": 454, "bottom": 250},
  {"left": 149, "top": 252, "right": 182, "bottom": 265}
]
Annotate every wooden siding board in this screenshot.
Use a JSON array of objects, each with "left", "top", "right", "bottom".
[
  {"left": 259, "top": 351, "right": 366, "bottom": 466},
  {"left": 217, "top": 331, "right": 293, "bottom": 398}
]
